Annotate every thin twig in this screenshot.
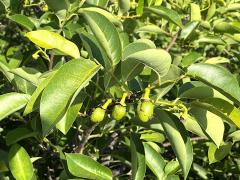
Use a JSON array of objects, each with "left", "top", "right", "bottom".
[
  {"left": 48, "top": 52, "right": 55, "bottom": 70},
  {"left": 166, "top": 31, "right": 179, "bottom": 52},
  {"left": 75, "top": 123, "right": 99, "bottom": 153}
]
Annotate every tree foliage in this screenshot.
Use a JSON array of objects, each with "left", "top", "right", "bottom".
[{"left": 0, "top": 0, "right": 240, "bottom": 179}]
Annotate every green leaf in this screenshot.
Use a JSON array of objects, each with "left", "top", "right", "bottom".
[
  {"left": 56, "top": 92, "right": 85, "bottom": 134},
  {"left": 121, "top": 39, "right": 155, "bottom": 81},
  {"left": 187, "top": 63, "right": 240, "bottom": 106},
  {"left": 179, "top": 81, "right": 231, "bottom": 102},
  {"left": 155, "top": 109, "right": 193, "bottom": 179},
  {"left": 130, "top": 133, "right": 146, "bottom": 180},
  {"left": 44, "top": 0, "right": 69, "bottom": 12},
  {"left": 204, "top": 57, "right": 230, "bottom": 64},
  {"left": 182, "top": 115, "right": 207, "bottom": 138},
  {"left": 187, "top": 107, "right": 224, "bottom": 147},
  {"left": 6, "top": 128, "right": 37, "bottom": 146},
  {"left": 123, "top": 49, "right": 172, "bottom": 80},
  {"left": 135, "top": 24, "right": 167, "bottom": 34},
  {"left": 181, "top": 51, "right": 202, "bottom": 67},
  {"left": 191, "top": 98, "right": 240, "bottom": 128},
  {"left": 9, "top": 67, "right": 42, "bottom": 86},
  {"left": 86, "top": 0, "right": 109, "bottom": 7},
  {"left": 40, "top": 59, "right": 100, "bottom": 136},
  {"left": 81, "top": 7, "right": 122, "bottom": 28},
  {"left": 164, "top": 160, "right": 180, "bottom": 176},
  {"left": 196, "top": 36, "right": 225, "bottom": 45},
  {"left": 206, "top": 2, "right": 216, "bottom": 21},
  {"left": 0, "top": 93, "right": 30, "bottom": 121},
  {"left": 24, "top": 71, "right": 57, "bottom": 115},
  {"left": 228, "top": 130, "right": 240, "bottom": 143},
  {"left": 118, "top": 0, "right": 130, "bottom": 15},
  {"left": 143, "top": 142, "right": 165, "bottom": 179},
  {"left": 79, "top": 32, "right": 109, "bottom": 67},
  {"left": 25, "top": 30, "right": 80, "bottom": 59},
  {"left": 208, "top": 142, "right": 232, "bottom": 164},
  {"left": 180, "top": 21, "right": 199, "bottom": 40},
  {"left": 8, "top": 14, "right": 35, "bottom": 31},
  {"left": 8, "top": 144, "right": 34, "bottom": 180},
  {"left": 214, "top": 22, "right": 240, "bottom": 34},
  {"left": 136, "top": 0, "right": 144, "bottom": 15},
  {"left": 190, "top": 3, "right": 201, "bottom": 21},
  {"left": 65, "top": 153, "right": 112, "bottom": 180},
  {"left": 82, "top": 10, "right": 122, "bottom": 67},
  {"left": 144, "top": 6, "right": 183, "bottom": 28},
  {"left": 192, "top": 163, "right": 208, "bottom": 179}
]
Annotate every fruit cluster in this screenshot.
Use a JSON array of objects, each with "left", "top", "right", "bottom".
[{"left": 90, "top": 87, "right": 154, "bottom": 123}]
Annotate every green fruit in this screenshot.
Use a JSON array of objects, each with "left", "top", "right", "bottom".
[
  {"left": 137, "top": 100, "right": 154, "bottom": 122},
  {"left": 112, "top": 104, "right": 126, "bottom": 121},
  {"left": 90, "top": 107, "right": 105, "bottom": 123}
]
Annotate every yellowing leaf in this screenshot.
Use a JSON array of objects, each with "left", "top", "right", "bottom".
[{"left": 25, "top": 30, "right": 80, "bottom": 59}]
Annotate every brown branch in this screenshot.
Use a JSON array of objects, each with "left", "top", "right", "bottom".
[
  {"left": 75, "top": 123, "right": 98, "bottom": 154},
  {"left": 166, "top": 31, "right": 179, "bottom": 52},
  {"left": 163, "top": 136, "right": 207, "bottom": 148},
  {"left": 48, "top": 52, "right": 55, "bottom": 70}
]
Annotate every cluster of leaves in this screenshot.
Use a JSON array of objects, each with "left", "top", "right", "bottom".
[{"left": 0, "top": 0, "right": 240, "bottom": 179}]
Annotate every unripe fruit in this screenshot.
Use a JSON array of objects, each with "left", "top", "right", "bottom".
[
  {"left": 90, "top": 107, "right": 105, "bottom": 123},
  {"left": 112, "top": 104, "right": 126, "bottom": 121},
  {"left": 137, "top": 100, "right": 154, "bottom": 122}
]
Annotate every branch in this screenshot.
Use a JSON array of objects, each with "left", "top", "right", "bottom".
[
  {"left": 75, "top": 123, "right": 98, "bottom": 154},
  {"left": 166, "top": 31, "right": 179, "bottom": 52}
]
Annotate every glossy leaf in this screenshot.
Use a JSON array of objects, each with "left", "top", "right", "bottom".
[
  {"left": 135, "top": 24, "right": 166, "bottom": 34},
  {"left": 8, "top": 14, "right": 35, "bottom": 31},
  {"left": 81, "top": 7, "right": 122, "bottom": 28},
  {"left": 82, "top": 10, "right": 122, "bottom": 66},
  {"left": 164, "top": 160, "right": 180, "bottom": 176},
  {"left": 86, "top": 0, "right": 109, "bottom": 7},
  {"left": 0, "top": 93, "right": 30, "bottom": 121},
  {"left": 187, "top": 63, "right": 240, "bottom": 106},
  {"left": 190, "top": 3, "right": 201, "bottom": 21},
  {"left": 66, "top": 153, "right": 112, "bottom": 180},
  {"left": 23, "top": 71, "right": 57, "bottom": 115},
  {"left": 208, "top": 142, "right": 232, "bottom": 164},
  {"left": 8, "top": 144, "right": 34, "bottom": 180},
  {"left": 124, "top": 49, "right": 172, "bottom": 80},
  {"left": 25, "top": 30, "right": 80, "bottom": 59},
  {"left": 130, "top": 133, "right": 146, "bottom": 180},
  {"left": 206, "top": 2, "right": 216, "bottom": 21},
  {"left": 80, "top": 32, "right": 109, "bottom": 67},
  {"left": 118, "top": 0, "right": 130, "bottom": 15},
  {"left": 143, "top": 142, "right": 165, "bottom": 179},
  {"left": 6, "top": 128, "right": 37, "bottom": 146},
  {"left": 121, "top": 39, "right": 155, "bottom": 81},
  {"left": 9, "top": 67, "right": 41, "bottom": 86},
  {"left": 56, "top": 92, "right": 85, "bottom": 134},
  {"left": 188, "top": 107, "right": 224, "bottom": 147},
  {"left": 44, "top": 0, "right": 69, "bottom": 12},
  {"left": 180, "top": 21, "right": 199, "bottom": 40},
  {"left": 155, "top": 109, "right": 193, "bottom": 179},
  {"left": 40, "top": 59, "right": 100, "bottom": 136},
  {"left": 181, "top": 51, "right": 202, "bottom": 67},
  {"left": 144, "top": 6, "right": 183, "bottom": 27},
  {"left": 228, "top": 130, "right": 240, "bottom": 143},
  {"left": 136, "top": 0, "right": 144, "bottom": 15},
  {"left": 191, "top": 98, "right": 240, "bottom": 128},
  {"left": 196, "top": 36, "right": 225, "bottom": 45}
]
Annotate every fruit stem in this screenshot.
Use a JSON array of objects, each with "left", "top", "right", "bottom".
[
  {"left": 142, "top": 87, "right": 151, "bottom": 100},
  {"left": 120, "top": 92, "right": 128, "bottom": 106},
  {"left": 102, "top": 98, "right": 112, "bottom": 110}
]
